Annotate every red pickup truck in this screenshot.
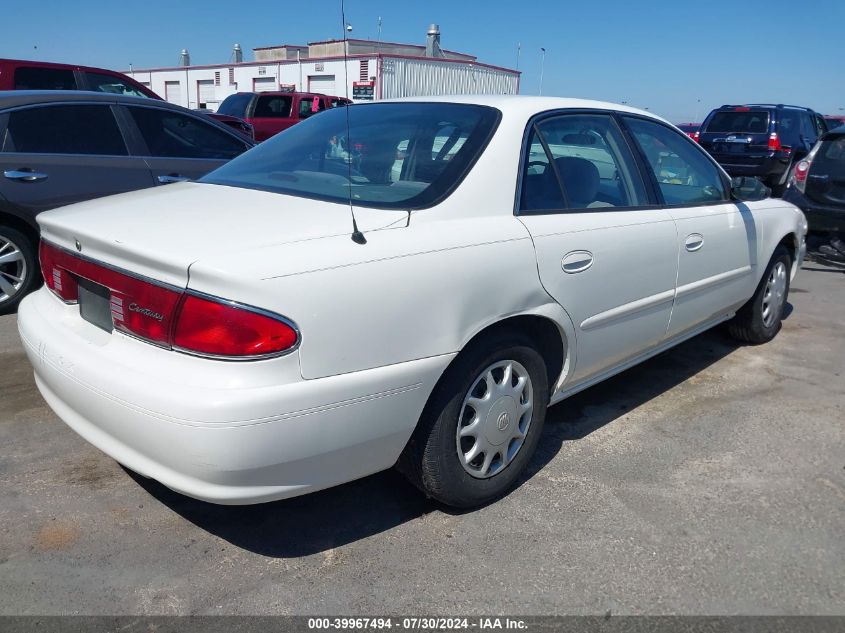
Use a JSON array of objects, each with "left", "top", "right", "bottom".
[{"left": 216, "top": 91, "right": 352, "bottom": 141}]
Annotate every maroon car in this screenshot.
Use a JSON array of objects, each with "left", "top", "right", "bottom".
[{"left": 216, "top": 91, "right": 352, "bottom": 141}]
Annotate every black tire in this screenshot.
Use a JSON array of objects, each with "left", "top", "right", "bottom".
[
  {"left": 728, "top": 245, "right": 792, "bottom": 344},
  {"left": 0, "top": 226, "right": 39, "bottom": 315},
  {"left": 397, "top": 331, "right": 549, "bottom": 508}
]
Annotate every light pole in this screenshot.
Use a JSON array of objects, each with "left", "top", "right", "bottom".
[
  {"left": 539, "top": 48, "right": 546, "bottom": 96},
  {"left": 694, "top": 98, "right": 701, "bottom": 122}
]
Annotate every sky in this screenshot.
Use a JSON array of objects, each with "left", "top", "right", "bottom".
[{"left": 4, "top": 0, "right": 844, "bottom": 122}]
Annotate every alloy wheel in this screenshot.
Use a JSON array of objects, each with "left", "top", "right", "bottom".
[
  {"left": 762, "top": 260, "right": 787, "bottom": 328},
  {"left": 0, "top": 234, "right": 27, "bottom": 306}
]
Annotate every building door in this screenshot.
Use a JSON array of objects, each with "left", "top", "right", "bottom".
[
  {"left": 252, "top": 77, "right": 277, "bottom": 92},
  {"left": 164, "top": 81, "right": 182, "bottom": 105},
  {"left": 308, "top": 75, "right": 336, "bottom": 95},
  {"left": 197, "top": 80, "right": 215, "bottom": 109}
]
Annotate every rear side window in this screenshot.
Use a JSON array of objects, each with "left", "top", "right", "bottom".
[
  {"left": 1, "top": 105, "right": 127, "bottom": 155},
  {"left": 127, "top": 107, "right": 247, "bottom": 160},
  {"left": 298, "top": 96, "right": 324, "bottom": 119},
  {"left": 14, "top": 67, "right": 76, "bottom": 90},
  {"left": 216, "top": 93, "right": 254, "bottom": 118},
  {"left": 704, "top": 110, "right": 770, "bottom": 134},
  {"left": 84, "top": 71, "right": 149, "bottom": 98},
  {"left": 625, "top": 117, "right": 727, "bottom": 205},
  {"left": 520, "top": 113, "right": 647, "bottom": 212},
  {"left": 253, "top": 95, "right": 293, "bottom": 118},
  {"left": 777, "top": 110, "right": 801, "bottom": 143}
]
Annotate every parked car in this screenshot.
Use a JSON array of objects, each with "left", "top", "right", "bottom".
[
  {"left": 697, "top": 104, "right": 828, "bottom": 195},
  {"left": 17, "top": 96, "right": 806, "bottom": 509},
  {"left": 823, "top": 115, "right": 845, "bottom": 131},
  {"left": 216, "top": 91, "right": 352, "bottom": 141},
  {"left": 0, "top": 58, "right": 158, "bottom": 98},
  {"left": 0, "top": 91, "right": 255, "bottom": 312},
  {"left": 194, "top": 109, "right": 255, "bottom": 140},
  {"left": 783, "top": 127, "right": 845, "bottom": 232},
  {"left": 676, "top": 122, "right": 700, "bottom": 139}
]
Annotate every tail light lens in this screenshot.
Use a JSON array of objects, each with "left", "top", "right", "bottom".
[
  {"left": 768, "top": 132, "right": 782, "bottom": 152},
  {"left": 693, "top": 130, "right": 700, "bottom": 142},
  {"left": 38, "top": 241, "right": 298, "bottom": 359},
  {"left": 788, "top": 142, "right": 821, "bottom": 194},
  {"left": 173, "top": 294, "right": 298, "bottom": 358}
]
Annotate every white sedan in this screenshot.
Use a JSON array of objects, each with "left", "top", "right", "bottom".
[{"left": 18, "top": 96, "right": 807, "bottom": 508}]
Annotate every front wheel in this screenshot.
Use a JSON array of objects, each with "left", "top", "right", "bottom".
[
  {"left": 728, "top": 245, "right": 792, "bottom": 344},
  {"left": 398, "top": 332, "right": 549, "bottom": 508},
  {"left": 0, "top": 226, "right": 38, "bottom": 314}
]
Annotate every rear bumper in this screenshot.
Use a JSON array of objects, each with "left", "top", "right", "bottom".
[
  {"left": 18, "top": 288, "right": 452, "bottom": 504},
  {"left": 782, "top": 187, "right": 845, "bottom": 232}
]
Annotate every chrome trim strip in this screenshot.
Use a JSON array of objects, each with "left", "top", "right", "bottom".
[
  {"left": 674, "top": 266, "right": 752, "bottom": 300},
  {"left": 580, "top": 289, "right": 675, "bottom": 331}
]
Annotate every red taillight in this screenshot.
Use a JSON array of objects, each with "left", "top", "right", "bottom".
[
  {"left": 693, "top": 130, "right": 700, "bottom": 142},
  {"left": 173, "top": 294, "right": 298, "bottom": 358},
  {"left": 735, "top": 106, "right": 751, "bottom": 112},
  {"left": 38, "top": 241, "right": 298, "bottom": 359},
  {"left": 767, "top": 132, "right": 781, "bottom": 152}
]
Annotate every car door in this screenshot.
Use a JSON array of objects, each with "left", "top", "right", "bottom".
[
  {"left": 120, "top": 105, "right": 251, "bottom": 183},
  {"left": 622, "top": 115, "right": 756, "bottom": 339},
  {"left": 0, "top": 102, "right": 155, "bottom": 218},
  {"left": 516, "top": 112, "right": 678, "bottom": 384}
]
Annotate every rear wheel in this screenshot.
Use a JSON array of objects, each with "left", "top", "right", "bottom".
[
  {"left": 728, "top": 246, "right": 791, "bottom": 344},
  {"left": 0, "top": 227, "right": 38, "bottom": 314},
  {"left": 398, "top": 332, "right": 549, "bottom": 508}
]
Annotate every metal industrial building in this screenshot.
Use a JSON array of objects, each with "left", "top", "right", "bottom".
[{"left": 126, "top": 25, "right": 520, "bottom": 111}]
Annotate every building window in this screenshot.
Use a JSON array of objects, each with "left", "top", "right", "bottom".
[
  {"left": 228, "top": 68, "right": 235, "bottom": 85},
  {"left": 214, "top": 71, "right": 221, "bottom": 86},
  {"left": 359, "top": 60, "right": 369, "bottom": 81}
]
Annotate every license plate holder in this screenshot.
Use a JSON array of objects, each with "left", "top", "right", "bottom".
[{"left": 78, "top": 277, "right": 114, "bottom": 333}]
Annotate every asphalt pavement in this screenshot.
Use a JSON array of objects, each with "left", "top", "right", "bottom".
[{"left": 0, "top": 259, "right": 843, "bottom": 615}]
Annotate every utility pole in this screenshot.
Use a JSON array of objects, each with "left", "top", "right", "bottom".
[{"left": 539, "top": 47, "right": 546, "bottom": 96}]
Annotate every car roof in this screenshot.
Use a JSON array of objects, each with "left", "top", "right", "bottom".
[
  {"left": 0, "top": 90, "right": 184, "bottom": 111},
  {"left": 377, "top": 94, "right": 669, "bottom": 124}
]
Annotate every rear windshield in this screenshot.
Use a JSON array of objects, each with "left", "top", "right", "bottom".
[
  {"left": 216, "top": 93, "right": 254, "bottom": 117},
  {"left": 200, "top": 102, "right": 501, "bottom": 209},
  {"left": 813, "top": 135, "right": 845, "bottom": 174},
  {"left": 704, "top": 110, "right": 770, "bottom": 134}
]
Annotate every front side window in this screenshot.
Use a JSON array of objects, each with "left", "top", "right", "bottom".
[
  {"left": 127, "top": 107, "right": 247, "bottom": 160},
  {"left": 84, "top": 72, "right": 149, "bottom": 98},
  {"left": 1, "top": 105, "right": 127, "bottom": 155},
  {"left": 14, "top": 67, "right": 76, "bottom": 90},
  {"left": 625, "top": 116, "right": 727, "bottom": 205},
  {"left": 520, "top": 113, "right": 647, "bottom": 212},
  {"left": 298, "top": 97, "right": 325, "bottom": 119},
  {"left": 253, "top": 95, "right": 292, "bottom": 118},
  {"left": 201, "top": 102, "right": 500, "bottom": 209}
]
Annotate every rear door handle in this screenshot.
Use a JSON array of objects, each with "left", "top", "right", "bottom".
[
  {"left": 157, "top": 174, "right": 190, "bottom": 184},
  {"left": 685, "top": 233, "right": 704, "bottom": 252},
  {"left": 4, "top": 169, "right": 48, "bottom": 182},
  {"left": 561, "top": 250, "right": 594, "bottom": 274}
]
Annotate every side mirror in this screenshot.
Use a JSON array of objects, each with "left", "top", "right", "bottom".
[{"left": 731, "top": 176, "right": 770, "bottom": 201}]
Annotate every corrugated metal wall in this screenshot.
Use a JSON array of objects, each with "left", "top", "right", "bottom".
[{"left": 380, "top": 58, "right": 518, "bottom": 99}]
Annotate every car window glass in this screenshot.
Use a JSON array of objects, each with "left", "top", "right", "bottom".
[
  {"left": 2, "top": 105, "right": 127, "bottom": 155},
  {"left": 704, "top": 110, "right": 769, "bottom": 134},
  {"left": 13, "top": 67, "right": 77, "bottom": 90},
  {"left": 519, "top": 129, "right": 564, "bottom": 211},
  {"left": 201, "top": 102, "right": 500, "bottom": 209},
  {"left": 253, "top": 95, "right": 292, "bottom": 118},
  {"left": 625, "top": 116, "right": 727, "bottom": 205},
  {"left": 217, "top": 93, "right": 254, "bottom": 118},
  {"left": 298, "top": 97, "right": 323, "bottom": 119},
  {"left": 815, "top": 116, "right": 828, "bottom": 136},
  {"left": 521, "top": 113, "right": 647, "bottom": 211},
  {"left": 84, "top": 71, "right": 149, "bottom": 98},
  {"left": 778, "top": 111, "right": 801, "bottom": 142},
  {"left": 127, "top": 107, "right": 246, "bottom": 160}
]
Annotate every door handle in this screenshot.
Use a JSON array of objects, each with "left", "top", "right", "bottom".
[
  {"left": 157, "top": 174, "right": 190, "bottom": 184},
  {"left": 561, "top": 250, "right": 594, "bottom": 274},
  {"left": 4, "top": 169, "right": 48, "bottom": 182},
  {"left": 684, "top": 233, "right": 704, "bottom": 252}
]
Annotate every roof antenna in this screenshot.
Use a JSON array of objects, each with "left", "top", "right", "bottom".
[{"left": 341, "top": 0, "right": 366, "bottom": 245}]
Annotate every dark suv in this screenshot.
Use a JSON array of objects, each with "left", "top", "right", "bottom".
[
  {"left": 697, "top": 104, "right": 828, "bottom": 194},
  {"left": 783, "top": 127, "right": 845, "bottom": 232}
]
